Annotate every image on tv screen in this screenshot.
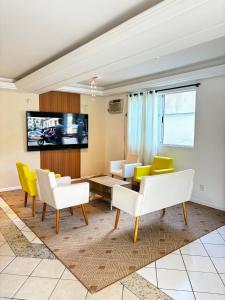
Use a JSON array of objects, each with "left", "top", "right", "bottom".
[{"left": 27, "top": 111, "right": 88, "bottom": 151}]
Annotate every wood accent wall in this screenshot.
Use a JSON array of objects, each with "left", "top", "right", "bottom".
[{"left": 39, "top": 91, "right": 80, "bottom": 178}]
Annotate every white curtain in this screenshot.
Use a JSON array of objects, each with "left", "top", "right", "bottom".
[{"left": 127, "top": 91, "right": 159, "bottom": 164}]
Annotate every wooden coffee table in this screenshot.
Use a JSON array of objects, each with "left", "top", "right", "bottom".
[{"left": 88, "top": 175, "right": 131, "bottom": 209}]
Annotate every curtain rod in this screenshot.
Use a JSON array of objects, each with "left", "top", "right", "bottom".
[
  {"left": 129, "top": 91, "right": 152, "bottom": 97},
  {"left": 155, "top": 83, "right": 200, "bottom": 93}
]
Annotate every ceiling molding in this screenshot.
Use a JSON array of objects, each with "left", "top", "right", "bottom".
[
  {"left": 57, "top": 84, "right": 104, "bottom": 96},
  {"left": 15, "top": 0, "right": 225, "bottom": 94},
  {"left": 0, "top": 77, "right": 17, "bottom": 90},
  {"left": 55, "top": 64, "right": 225, "bottom": 96}
]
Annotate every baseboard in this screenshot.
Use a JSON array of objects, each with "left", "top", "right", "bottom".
[
  {"left": 0, "top": 186, "right": 21, "bottom": 192},
  {"left": 192, "top": 198, "right": 225, "bottom": 211}
]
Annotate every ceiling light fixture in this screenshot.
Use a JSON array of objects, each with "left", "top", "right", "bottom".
[{"left": 89, "top": 76, "right": 98, "bottom": 97}]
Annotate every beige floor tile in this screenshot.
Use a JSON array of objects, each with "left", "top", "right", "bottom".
[
  {"left": 0, "top": 273, "right": 27, "bottom": 298},
  {"left": 0, "top": 243, "right": 15, "bottom": 256},
  {"left": 2, "top": 257, "right": 41, "bottom": 276},
  {"left": 12, "top": 218, "right": 26, "bottom": 230},
  {"left": 217, "top": 226, "right": 225, "bottom": 235},
  {"left": 61, "top": 268, "right": 77, "bottom": 280},
  {"left": 195, "top": 292, "right": 225, "bottom": 300},
  {"left": 204, "top": 244, "right": 225, "bottom": 258},
  {"left": 5, "top": 210, "right": 17, "bottom": 220},
  {"left": 220, "top": 273, "right": 225, "bottom": 285},
  {"left": 86, "top": 283, "right": 123, "bottom": 300},
  {"left": 50, "top": 279, "right": 87, "bottom": 300},
  {"left": 181, "top": 242, "right": 208, "bottom": 256},
  {"left": 31, "top": 237, "right": 43, "bottom": 244},
  {"left": 137, "top": 267, "right": 157, "bottom": 286},
  {"left": 123, "top": 287, "right": 139, "bottom": 300},
  {"left": 0, "top": 255, "right": 15, "bottom": 272},
  {"left": 188, "top": 271, "right": 225, "bottom": 294},
  {"left": 201, "top": 232, "right": 225, "bottom": 245},
  {"left": 31, "top": 258, "right": 65, "bottom": 278},
  {"left": 211, "top": 257, "right": 225, "bottom": 273},
  {"left": 161, "top": 289, "right": 195, "bottom": 300},
  {"left": 21, "top": 225, "right": 32, "bottom": 232},
  {"left": 157, "top": 269, "right": 192, "bottom": 291},
  {"left": 21, "top": 230, "right": 36, "bottom": 242},
  {"left": 15, "top": 276, "right": 58, "bottom": 300},
  {"left": 183, "top": 255, "right": 216, "bottom": 273},
  {"left": 0, "top": 232, "right": 5, "bottom": 242},
  {"left": 156, "top": 253, "right": 185, "bottom": 270}
]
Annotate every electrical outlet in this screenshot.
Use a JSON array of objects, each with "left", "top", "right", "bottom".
[{"left": 200, "top": 184, "right": 205, "bottom": 192}]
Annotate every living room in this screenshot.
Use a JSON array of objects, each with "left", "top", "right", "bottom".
[{"left": 0, "top": 1, "right": 225, "bottom": 300}]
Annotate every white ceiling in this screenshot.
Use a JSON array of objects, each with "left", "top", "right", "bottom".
[
  {"left": 79, "top": 37, "right": 225, "bottom": 88},
  {"left": 1, "top": 0, "right": 225, "bottom": 94},
  {"left": 0, "top": 0, "right": 162, "bottom": 79}
]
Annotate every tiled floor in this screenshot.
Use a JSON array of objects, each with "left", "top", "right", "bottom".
[
  {"left": 0, "top": 198, "right": 43, "bottom": 245},
  {"left": 137, "top": 228, "right": 225, "bottom": 299},
  {"left": 0, "top": 196, "right": 225, "bottom": 300}
]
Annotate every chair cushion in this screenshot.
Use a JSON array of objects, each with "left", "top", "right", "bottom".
[{"left": 56, "top": 176, "right": 71, "bottom": 186}]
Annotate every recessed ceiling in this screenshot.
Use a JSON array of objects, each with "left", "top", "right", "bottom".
[
  {"left": 0, "top": 0, "right": 162, "bottom": 79},
  {"left": 79, "top": 37, "right": 225, "bottom": 88}
]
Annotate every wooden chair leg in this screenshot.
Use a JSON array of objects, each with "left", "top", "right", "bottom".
[
  {"left": 56, "top": 209, "right": 60, "bottom": 234},
  {"left": 69, "top": 207, "right": 73, "bottom": 216},
  {"left": 42, "top": 203, "right": 47, "bottom": 221},
  {"left": 24, "top": 192, "right": 28, "bottom": 207},
  {"left": 81, "top": 205, "right": 88, "bottom": 225},
  {"left": 182, "top": 202, "right": 188, "bottom": 225},
  {"left": 162, "top": 208, "right": 166, "bottom": 215},
  {"left": 114, "top": 209, "right": 120, "bottom": 229},
  {"left": 32, "top": 196, "right": 36, "bottom": 217},
  {"left": 133, "top": 216, "right": 140, "bottom": 243}
]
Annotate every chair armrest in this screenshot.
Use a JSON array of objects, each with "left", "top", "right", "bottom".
[
  {"left": 44, "top": 169, "right": 61, "bottom": 178},
  {"left": 152, "top": 168, "right": 174, "bottom": 175},
  {"left": 53, "top": 182, "right": 89, "bottom": 209},
  {"left": 109, "top": 160, "right": 126, "bottom": 172},
  {"left": 134, "top": 165, "right": 152, "bottom": 179},
  {"left": 112, "top": 185, "right": 143, "bottom": 216},
  {"left": 122, "top": 162, "right": 142, "bottom": 178},
  {"left": 56, "top": 176, "right": 71, "bottom": 186}
]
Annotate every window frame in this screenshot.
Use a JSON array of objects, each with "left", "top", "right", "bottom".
[{"left": 159, "top": 90, "right": 197, "bottom": 148}]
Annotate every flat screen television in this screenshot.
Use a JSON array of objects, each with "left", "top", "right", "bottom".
[{"left": 26, "top": 111, "right": 88, "bottom": 151}]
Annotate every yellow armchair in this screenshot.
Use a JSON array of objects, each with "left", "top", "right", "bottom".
[
  {"left": 134, "top": 156, "right": 174, "bottom": 183},
  {"left": 16, "top": 162, "right": 38, "bottom": 216},
  {"left": 16, "top": 162, "right": 61, "bottom": 217}
]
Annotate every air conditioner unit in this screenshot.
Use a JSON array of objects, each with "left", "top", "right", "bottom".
[{"left": 108, "top": 99, "right": 123, "bottom": 114}]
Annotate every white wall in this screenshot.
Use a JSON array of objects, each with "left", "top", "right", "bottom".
[
  {"left": 0, "top": 91, "right": 40, "bottom": 190},
  {"left": 158, "top": 76, "right": 225, "bottom": 210},
  {"left": 80, "top": 95, "right": 106, "bottom": 177},
  {"left": 80, "top": 94, "right": 127, "bottom": 176},
  {"left": 104, "top": 95, "right": 127, "bottom": 172}
]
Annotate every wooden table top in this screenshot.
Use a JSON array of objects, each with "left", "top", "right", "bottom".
[{"left": 88, "top": 175, "right": 131, "bottom": 188}]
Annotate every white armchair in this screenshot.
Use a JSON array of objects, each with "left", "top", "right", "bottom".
[
  {"left": 109, "top": 153, "right": 142, "bottom": 180},
  {"left": 112, "top": 169, "right": 194, "bottom": 242},
  {"left": 36, "top": 169, "right": 89, "bottom": 233}
]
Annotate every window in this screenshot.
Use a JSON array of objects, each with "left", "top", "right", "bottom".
[{"left": 161, "top": 90, "right": 196, "bottom": 147}]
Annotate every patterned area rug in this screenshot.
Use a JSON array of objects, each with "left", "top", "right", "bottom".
[{"left": 1, "top": 190, "right": 225, "bottom": 293}]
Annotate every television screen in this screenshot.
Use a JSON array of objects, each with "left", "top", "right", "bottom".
[{"left": 26, "top": 111, "right": 88, "bottom": 151}]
